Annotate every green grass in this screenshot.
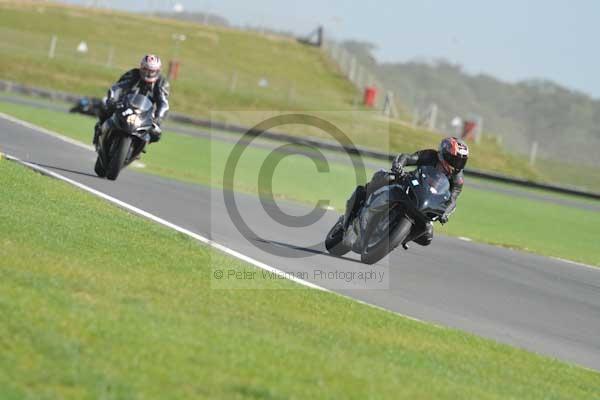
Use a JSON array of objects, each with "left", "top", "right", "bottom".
[
  {"left": 2, "top": 155, "right": 600, "bottom": 399},
  {"left": 2, "top": 99, "right": 599, "bottom": 266},
  {"left": 535, "top": 158, "right": 600, "bottom": 195},
  {"left": 440, "top": 189, "right": 600, "bottom": 264},
  {"left": 467, "top": 175, "right": 600, "bottom": 207}
]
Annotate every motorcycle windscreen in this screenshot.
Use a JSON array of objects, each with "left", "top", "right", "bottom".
[
  {"left": 412, "top": 166, "right": 452, "bottom": 213},
  {"left": 125, "top": 94, "right": 153, "bottom": 113},
  {"left": 420, "top": 166, "right": 450, "bottom": 194}
]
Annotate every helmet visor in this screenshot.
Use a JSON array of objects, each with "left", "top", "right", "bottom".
[
  {"left": 141, "top": 67, "right": 160, "bottom": 82},
  {"left": 445, "top": 153, "right": 467, "bottom": 170}
]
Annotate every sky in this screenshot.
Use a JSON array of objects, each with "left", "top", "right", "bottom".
[{"left": 65, "top": 0, "right": 600, "bottom": 97}]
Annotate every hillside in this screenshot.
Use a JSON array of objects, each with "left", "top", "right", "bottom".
[
  {"left": 342, "top": 41, "right": 600, "bottom": 167},
  {"left": 0, "top": 1, "right": 357, "bottom": 115}
]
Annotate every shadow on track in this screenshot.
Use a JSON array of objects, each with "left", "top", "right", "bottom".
[
  {"left": 29, "top": 162, "right": 98, "bottom": 178},
  {"left": 255, "top": 238, "right": 364, "bottom": 264}
]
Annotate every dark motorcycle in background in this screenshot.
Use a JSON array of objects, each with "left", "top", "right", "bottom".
[
  {"left": 94, "top": 93, "right": 158, "bottom": 181},
  {"left": 70, "top": 96, "right": 106, "bottom": 117},
  {"left": 325, "top": 166, "right": 452, "bottom": 265}
]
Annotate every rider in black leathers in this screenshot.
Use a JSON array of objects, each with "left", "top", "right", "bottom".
[
  {"left": 94, "top": 54, "right": 170, "bottom": 145},
  {"left": 343, "top": 137, "right": 470, "bottom": 247}
]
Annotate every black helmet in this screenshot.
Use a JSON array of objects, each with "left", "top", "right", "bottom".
[{"left": 439, "top": 137, "right": 469, "bottom": 173}]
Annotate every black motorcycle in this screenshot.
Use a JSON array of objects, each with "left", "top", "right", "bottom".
[
  {"left": 325, "top": 165, "right": 452, "bottom": 264},
  {"left": 94, "top": 93, "right": 158, "bottom": 181}
]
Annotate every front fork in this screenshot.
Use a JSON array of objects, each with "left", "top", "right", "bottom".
[
  {"left": 401, "top": 220, "right": 429, "bottom": 246},
  {"left": 128, "top": 136, "right": 147, "bottom": 163},
  {"left": 343, "top": 185, "right": 366, "bottom": 230}
]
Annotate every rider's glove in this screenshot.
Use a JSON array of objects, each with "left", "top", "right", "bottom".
[
  {"left": 105, "top": 98, "right": 115, "bottom": 110},
  {"left": 439, "top": 214, "right": 449, "bottom": 224},
  {"left": 149, "top": 121, "right": 162, "bottom": 143},
  {"left": 108, "top": 100, "right": 123, "bottom": 112},
  {"left": 391, "top": 157, "right": 403, "bottom": 175}
]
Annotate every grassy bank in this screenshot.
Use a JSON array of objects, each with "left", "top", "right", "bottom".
[
  {"left": 1, "top": 154, "right": 600, "bottom": 399},
  {"left": 1, "top": 100, "right": 599, "bottom": 266},
  {"left": 0, "top": 0, "right": 550, "bottom": 183}
]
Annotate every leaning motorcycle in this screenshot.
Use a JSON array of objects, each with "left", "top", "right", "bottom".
[
  {"left": 325, "top": 165, "right": 452, "bottom": 265},
  {"left": 94, "top": 93, "right": 158, "bottom": 181}
]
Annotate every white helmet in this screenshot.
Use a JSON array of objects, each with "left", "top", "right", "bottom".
[{"left": 140, "top": 54, "right": 162, "bottom": 83}]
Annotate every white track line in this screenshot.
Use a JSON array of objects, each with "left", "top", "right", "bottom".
[
  {"left": 550, "top": 257, "right": 598, "bottom": 271},
  {"left": 4, "top": 153, "right": 326, "bottom": 291}
]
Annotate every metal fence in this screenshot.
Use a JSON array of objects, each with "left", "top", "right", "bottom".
[
  {"left": 320, "top": 39, "right": 479, "bottom": 143},
  {"left": 321, "top": 39, "right": 398, "bottom": 116}
]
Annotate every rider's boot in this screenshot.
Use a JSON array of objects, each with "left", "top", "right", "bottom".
[
  {"left": 413, "top": 222, "right": 433, "bottom": 246},
  {"left": 401, "top": 222, "right": 433, "bottom": 249},
  {"left": 343, "top": 185, "right": 366, "bottom": 230},
  {"left": 93, "top": 122, "right": 101, "bottom": 146}
]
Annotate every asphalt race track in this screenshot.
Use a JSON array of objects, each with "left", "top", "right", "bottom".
[{"left": 2, "top": 115, "right": 600, "bottom": 371}]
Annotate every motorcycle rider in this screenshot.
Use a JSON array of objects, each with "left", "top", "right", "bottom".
[
  {"left": 93, "top": 54, "right": 170, "bottom": 146},
  {"left": 343, "top": 137, "right": 469, "bottom": 247}
]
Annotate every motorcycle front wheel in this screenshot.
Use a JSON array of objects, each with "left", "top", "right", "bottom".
[
  {"left": 361, "top": 213, "right": 412, "bottom": 265},
  {"left": 106, "top": 136, "right": 132, "bottom": 181},
  {"left": 325, "top": 216, "right": 351, "bottom": 256},
  {"left": 94, "top": 156, "right": 106, "bottom": 178}
]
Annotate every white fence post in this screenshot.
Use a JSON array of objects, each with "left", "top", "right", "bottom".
[
  {"left": 48, "top": 35, "right": 57, "bottom": 59},
  {"left": 428, "top": 103, "right": 438, "bottom": 130},
  {"left": 339, "top": 49, "right": 347, "bottom": 75},
  {"left": 331, "top": 43, "right": 339, "bottom": 62},
  {"left": 529, "top": 141, "right": 538, "bottom": 166},
  {"left": 475, "top": 116, "right": 483, "bottom": 144},
  {"left": 348, "top": 56, "right": 356, "bottom": 82},
  {"left": 383, "top": 91, "right": 398, "bottom": 118}
]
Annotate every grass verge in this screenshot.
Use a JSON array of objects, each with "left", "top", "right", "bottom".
[{"left": 1, "top": 153, "right": 600, "bottom": 399}]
